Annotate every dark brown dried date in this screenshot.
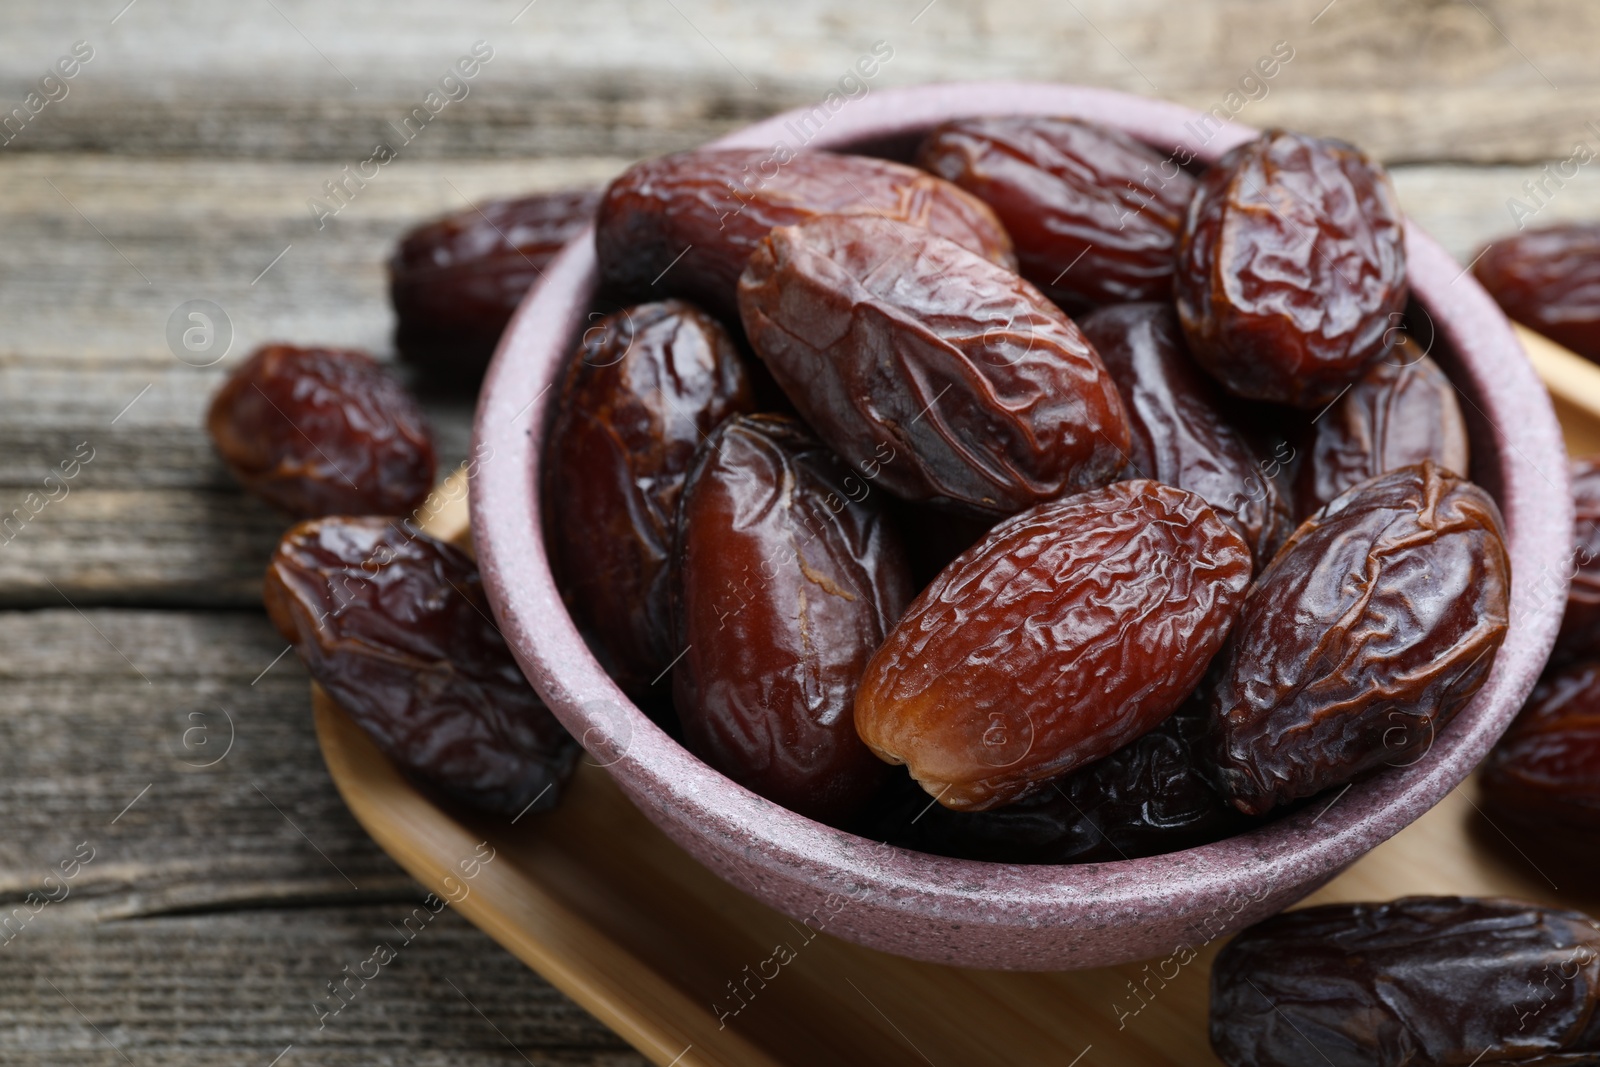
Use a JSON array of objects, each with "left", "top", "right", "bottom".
[
  {"left": 1296, "top": 353, "right": 1469, "bottom": 517},
  {"left": 916, "top": 116, "right": 1196, "bottom": 313},
  {"left": 596, "top": 148, "right": 1015, "bottom": 319},
  {"left": 855, "top": 479, "right": 1252, "bottom": 811},
  {"left": 1556, "top": 457, "right": 1600, "bottom": 662},
  {"left": 544, "top": 300, "right": 755, "bottom": 699},
  {"left": 389, "top": 189, "right": 598, "bottom": 388},
  {"left": 264, "top": 516, "right": 577, "bottom": 815},
  {"left": 1206, "top": 462, "right": 1510, "bottom": 815},
  {"left": 1176, "top": 130, "right": 1409, "bottom": 408},
  {"left": 1482, "top": 659, "right": 1600, "bottom": 831},
  {"left": 207, "top": 344, "right": 436, "bottom": 519},
  {"left": 738, "top": 214, "right": 1131, "bottom": 516},
  {"left": 1475, "top": 223, "right": 1600, "bottom": 362},
  {"left": 672, "top": 415, "right": 913, "bottom": 825},
  {"left": 1079, "top": 302, "right": 1292, "bottom": 566},
  {"left": 1211, "top": 897, "right": 1600, "bottom": 1067}
]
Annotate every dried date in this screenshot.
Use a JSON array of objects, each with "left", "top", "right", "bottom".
[
  {"left": 1211, "top": 896, "right": 1600, "bottom": 1067},
  {"left": 544, "top": 300, "right": 755, "bottom": 699},
  {"left": 1079, "top": 302, "right": 1292, "bottom": 566},
  {"left": 596, "top": 148, "right": 1015, "bottom": 319},
  {"left": 1175, "top": 130, "right": 1409, "bottom": 408},
  {"left": 1206, "top": 462, "right": 1510, "bottom": 816},
  {"left": 1556, "top": 457, "right": 1600, "bottom": 662},
  {"left": 738, "top": 214, "right": 1131, "bottom": 516},
  {"left": 672, "top": 415, "right": 913, "bottom": 825},
  {"left": 1475, "top": 223, "right": 1600, "bottom": 363},
  {"left": 855, "top": 479, "right": 1252, "bottom": 811},
  {"left": 1482, "top": 659, "right": 1600, "bottom": 831},
  {"left": 264, "top": 516, "right": 577, "bottom": 815},
  {"left": 207, "top": 344, "right": 436, "bottom": 519},
  {"left": 1296, "top": 352, "right": 1469, "bottom": 517},
  {"left": 916, "top": 116, "right": 1196, "bottom": 313},
  {"left": 389, "top": 189, "right": 598, "bottom": 388}
]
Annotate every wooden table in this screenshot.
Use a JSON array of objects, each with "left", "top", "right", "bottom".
[{"left": 3, "top": 2, "right": 1598, "bottom": 1063}]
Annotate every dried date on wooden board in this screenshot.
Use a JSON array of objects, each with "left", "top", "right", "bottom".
[
  {"left": 1476, "top": 223, "right": 1600, "bottom": 363},
  {"left": 389, "top": 188, "right": 598, "bottom": 388},
  {"left": 1079, "top": 301, "right": 1291, "bottom": 567},
  {"left": 207, "top": 344, "right": 436, "bottom": 519},
  {"left": 916, "top": 116, "right": 1196, "bottom": 313},
  {"left": 1176, "top": 130, "right": 1408, "bottom": 408},
  {"left": 1206, "top": 462, "right": 1510, "bottom": 816},
  {"left": 672, "top": 415, "right": 913, "bottom": 826},
  {"left": 855, "top": 479, "right": 1251, "bottom": 811},
  {"left": 739, "top": 214, "right": 1130, "bottom": 516},
  {"left": 265, "top": 517, "right": 577, "bottom": 816},
  {"left": 596, "top": 148, "right": 1014, "bottom": 319},
  {"left": 544, "top": 300, "right": 755, "bottom": 699},
  {"left": 1482, "top": 658, "right": 1600, "bottom": 831},
  {"left": 1211, "top": 897, "right": 1600, "bottom": 1067},
  {"left": 1555, "top": 457, "right": 1600, "bottom": 663}
]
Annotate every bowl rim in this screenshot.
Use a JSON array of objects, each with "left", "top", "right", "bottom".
[{"left": 470, "top": 80, "right": 1572, "bottom": 966}]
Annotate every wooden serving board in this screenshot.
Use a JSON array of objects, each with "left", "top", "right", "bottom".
[{"left": 313, "top": 323, "right": 1600, "bottom": 1067}]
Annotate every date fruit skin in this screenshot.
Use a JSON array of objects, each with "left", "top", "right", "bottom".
[
  {"left": 1296, "top": 353, "right": 1470, "bottom": 517},
  {"left": 672, "top": 415, "right": 913, "bottom": 825},
  {"left": 207, "top": 344, "right": 436, "bottom": 519},
  {"left": 1482, "top": 659, "right": 1600, "bottom": 831},
  {"left": 916, "top": 116, "right": 1196, "bottom": 313},
  {"left": 264, "top": 516, "right": 577, "bottom": 816},
  {"left": 1079, "top": 302, "right": 1292, "bottom": 566},
  {"left": 1555, "top": 458, "right": 1600, "bottom": 663},
  {"left": 1211, "top": 896, "right": 1600, "bottom": 1067},
  {"left": 596, "top": 148, "right": 1015, "bottom": 319},
  {"left": 1176, "top": 130, "right": 1409, "bottom": 408},
  {"left": 544, "top": 300, "right": 755, "bottom": 698},
  {"left": 855, "top": 479, "right": 1252, "bottom": 811},
  {"left": 1206, "top": 462, "right": 1511, "bottom": 816},
  {"left": 389, "top": 189, "right": 598, "bottom": 388},
  {"left": 1475, "top": 223, "right": 1600, "bottom": 363},
  {"left": 738, "top": 214, "right": 1132, "bottom": 516}
]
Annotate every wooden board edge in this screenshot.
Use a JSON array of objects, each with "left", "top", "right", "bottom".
[{"left": 1515, "top": 322, "right": 1600, "bottom": 425}]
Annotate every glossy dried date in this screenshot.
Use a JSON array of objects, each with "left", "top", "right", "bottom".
[
  {"left": 738, "top": 214, "right": 1131, "bottom": 516},
  {"left": 389, "top": 189, "right": 598, "bottom": 388},
  {"left": 672, "top": 415, "right": 913, "bottom": 825},
  {"left": 1482, "top": 659, "right": 1600, "bottom": 831},
  {"left": 855, "top": 479, "right": 1251, "bottom": 811},
  {"left": 264, "top": 516, "right": 577, "bottom": 815},
  {"left": 1297, "top": 353, "right": 1469, "bottom": 517},
  {"left": 1079, "top": 302, "right": 1291, "bottom": 566},
  {"left": 1206, "top": 462, "right": 1510, "bottom": 815},
  {"left": 916, "top": 116, "right": 1196, "bottom": 313},
  {"left": 207, "top": 344, "right": 436, "bottom": 519},
  {"left": 596, "top": 148, "right": 1015, "bottom": 319},
  {"left": 1475, "top": 223, "right": 1600, "bottom": 362},
  {"left": 1211, "top": 897, "right": 1600, "bottom": 1067},
  {"left": 1176, "top": 130, "right": 1409, "bottom": 407},
  {"left": 544, "top": 300, "right": 755, "bottom": 698},
  {"left": 1556, "top": 457, "right": 1600, "bottom": 662}
]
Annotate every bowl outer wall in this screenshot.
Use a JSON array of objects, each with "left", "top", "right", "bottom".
[{"left": 470, "top": 81, "right": 1572, "bottom": 970}]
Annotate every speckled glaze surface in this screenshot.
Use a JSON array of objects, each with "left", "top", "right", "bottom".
[{"left": 470, "top": 82, "right": 1572, "bottom": 971}]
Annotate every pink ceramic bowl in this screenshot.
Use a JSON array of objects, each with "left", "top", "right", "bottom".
[{"left": 471, "top": 82, "right": 1571, "bottom": 970}]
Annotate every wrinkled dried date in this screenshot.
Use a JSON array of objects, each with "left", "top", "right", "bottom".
[
  {"left": 855, "top": 479, "right": 1251, "bottom": 811},
  {"left": 596, "top": 148, "right": 1015, "bottom": 319},
  {"left": 738, "top": 214, "right": 1131, "bottom": 516},
  {"left": 207, "top": 344, "right": 436, "bottom": 519},
  {"left": 1296, "top": 353, "right": 1469, "bottom": 517},
  {"left": 1207, "top": 462, "right": 1510, "bottom": 816},
  {"left": 389, "top": 189, "right": 598, "bottom": 388},
  {"left": 1079, "top": 302, "right": 1291, "bottom": 566},
  {"left": 544, "top": 300, "right": 755, "bottom": 698},
  {"left": 672, "top": 415, "right": 913, "bottom": 825},
  {"left": 1482, "top": 659, "right": 1600, "bottom": 831},
  {"left": 916, "top": 116, "right": 1196, "bottom": 313},
  {"left": 1211, "top": 897, "right": 1600, "bottom": 1067},
  {"left": 265, "top": 516, "right": 577, "bottom": 815},
  {"left": 1556, "top": 457, "right": 1600, "bottom": 663},
  {"left": 1476, "top": 223, "right": 1600, "bottom": 363},
  {"left": 1176, "top": 130, "right": 1409, "bottom": 408}
]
